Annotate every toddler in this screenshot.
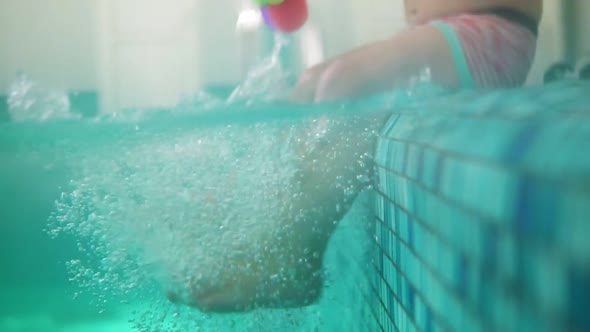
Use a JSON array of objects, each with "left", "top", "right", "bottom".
[
  {"left": 171, "top": 0, "right": 543, "bottom": 313},
  {"left": 291, "top": 0, "right": 542, "bottom": 102}
]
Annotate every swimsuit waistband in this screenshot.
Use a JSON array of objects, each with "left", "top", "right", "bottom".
[{"left": 474, "top": 7, "right": 539, "bottom": 36}]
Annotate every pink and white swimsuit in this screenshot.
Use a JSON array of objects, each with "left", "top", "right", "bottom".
[{"left": 430, "top": 8, "right": 538, "bottom": 88}]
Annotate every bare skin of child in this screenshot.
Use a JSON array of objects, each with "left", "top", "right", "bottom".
[{"left": 168, "top": 0, "right": 543, "bottom": 313}]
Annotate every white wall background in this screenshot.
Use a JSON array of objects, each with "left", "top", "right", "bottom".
[
  {"left": 0, "top": 0, "right": 574, "bottom": 112},
  {"left": 571, "top": 1, "right": 590, "bottom": 61},
  {"left": 96, "top": 0, "right": 201, "bottom": 111},
  {"left": 0, "top": 0, "right": 98, "bottom": 91},
  {"left": 526, "top": 0, "right": 568, "bottom": 84}
]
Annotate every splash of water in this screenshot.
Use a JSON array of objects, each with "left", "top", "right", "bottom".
[
  {"left": 47, "top": 109, "right": 349, "bottom": 330},
  {"left": 227, "top": 34, "right": 294, "bottom": 104},
  {"left": 44, "top": 96, "right": 388, "bottom": 329},
  {"left": 7, "top": 72, "right": 78, "bottom": 122}
]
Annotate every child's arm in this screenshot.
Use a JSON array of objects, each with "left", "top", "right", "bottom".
[{"left": 290, "top": 25, "right": 459, "bottom": 103}]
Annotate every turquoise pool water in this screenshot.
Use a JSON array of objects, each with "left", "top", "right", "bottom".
[
  {"left": 0, "top": 90, "right": 390, "bottom": 331},
  {"left": 1, "top": 80, "right": 589, "bottom": 331}
]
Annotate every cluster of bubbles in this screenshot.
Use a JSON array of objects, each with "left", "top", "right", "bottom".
[
  {"left": 47, "top": 118, "right": 320, "bottom": 330},
  {"left": 44, "top": 102, "right": 380, "bottom": 331}
]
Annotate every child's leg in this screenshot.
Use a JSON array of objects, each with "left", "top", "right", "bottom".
[
  {"left": 169, "top": 27, "right": 457, "bottom": 314},
  {"left": 173, "top": 114, "right": 386, "bottom": 312},
  {"left": 292, "top": 25, "right": 459, "bottom": 103},
  {"left": 289, "top": 40, "right": 395, "bottom": 103}
]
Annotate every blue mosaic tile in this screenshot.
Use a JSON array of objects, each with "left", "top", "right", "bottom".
[{"left": 371, "top": 82, "right": 590, "bottom": 332}]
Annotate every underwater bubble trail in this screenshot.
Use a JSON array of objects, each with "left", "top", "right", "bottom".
[{"left": 36, "top": 35, "right": 445, "bottom": 330}]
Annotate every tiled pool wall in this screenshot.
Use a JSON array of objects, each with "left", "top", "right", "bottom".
[{"left": 370, "top": 84, "right": 590, "bottom": 332}]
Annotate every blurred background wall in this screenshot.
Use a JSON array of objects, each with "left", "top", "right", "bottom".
[
  {"left": 0, "top": 0, "right": 98, "bottom": 92},
  {"left": 0, "top": 0, "right": 584, "bottom": 112}
]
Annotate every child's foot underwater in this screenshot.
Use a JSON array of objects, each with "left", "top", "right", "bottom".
[
  {"left": 166, "top": 114, "right": 384, "bottom": 313},
  {"left": 170, "top": 245, "right": 325, "bottom": 313},
  {"left": 165, "top": 202, "right": 335, "bottom": 313}
]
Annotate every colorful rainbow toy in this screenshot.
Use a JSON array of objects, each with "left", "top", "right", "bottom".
[{"left": 256, "top": 0, "right": 308, "bottom": 33}]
